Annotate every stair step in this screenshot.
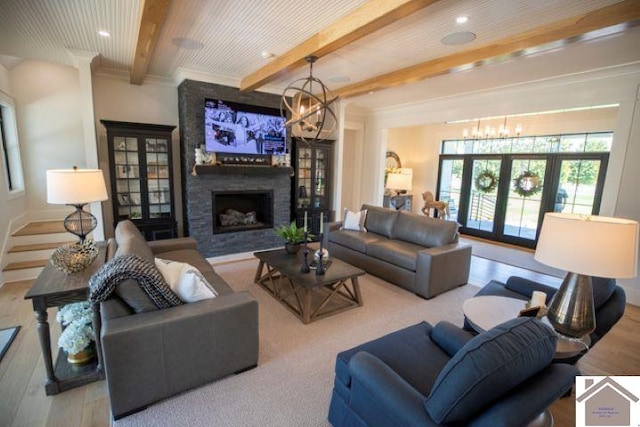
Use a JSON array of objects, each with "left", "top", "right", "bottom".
[
  {"left": 13, "top": 221, "right": 65, "bottom": 236},
  {"left": 9, "top": 242, "right": 73, "bottom": 253},
  {"left": 3, "top": 259, "right": 49, "bottom": 271}
]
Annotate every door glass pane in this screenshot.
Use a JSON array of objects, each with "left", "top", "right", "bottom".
[
  {"left": 557, "top": 159, "right": 601, "bottom": 215},
  {"left": 504, "top": 158, "right": 546, "bottom": 240},
  {"left": 467, "top": 159, "right": 501, "bottom": 232},
  {"left": 438, "top": 159, "right": 463, "bottom": 220}
]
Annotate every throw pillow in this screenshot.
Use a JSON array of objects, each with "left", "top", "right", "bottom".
[
  {"left": 425, "top": 317, "right": 557, "bottom": 424},
  {"left": 155, "top": 258, "right": 217, "bottom": 303},
  {"left": 341, "top": 208, "right": 367, "bottom": 232}
]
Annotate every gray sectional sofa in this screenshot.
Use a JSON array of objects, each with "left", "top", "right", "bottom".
[
  {"left": 97, "top": 220, "right": 259, "bottom": 419},
  {"left": 328, "top": 204, "right": 471, "bottom": 299}
]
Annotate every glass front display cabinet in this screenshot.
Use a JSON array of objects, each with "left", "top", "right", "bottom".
[{"left": 102, "top": 120, "right": 177, "bottom": 240}]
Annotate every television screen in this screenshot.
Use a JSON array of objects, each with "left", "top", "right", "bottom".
[{"left": 204, "top": 98, "right": 287, "bottom": 155}]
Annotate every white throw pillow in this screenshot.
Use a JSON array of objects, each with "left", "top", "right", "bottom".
[
  {"left": 341, "top": 208, "right": 367, "bottom": 232},
  {"left": 155, "top": 258, "right": 217, "bottom": 303}
]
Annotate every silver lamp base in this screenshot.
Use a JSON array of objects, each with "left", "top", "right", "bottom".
[{"left": 546, "top": 272, "right": 596, "bottom": 338}]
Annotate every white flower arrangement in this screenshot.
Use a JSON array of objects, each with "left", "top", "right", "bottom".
[{"left": 57, "top": 301, "right": 94, "bottom": 355}]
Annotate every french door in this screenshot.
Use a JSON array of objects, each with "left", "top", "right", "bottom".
[{"left": 438, "top": 153, "right": 608, "bottom": 248}]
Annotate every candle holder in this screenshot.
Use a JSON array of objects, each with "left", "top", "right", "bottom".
[
  {"left": 300, "top": 231, "right": 310, "bottom": 273},
  {"left": 316, "top": 233, "right": 326, "bottom": 275}
]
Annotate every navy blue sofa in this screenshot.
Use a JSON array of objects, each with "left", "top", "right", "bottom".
[
  {"left": 466, "top": 276, "right": 626, "bottom": 363},
  {"left": 328, "top": 317, "right": 578, "bottom": 427}
]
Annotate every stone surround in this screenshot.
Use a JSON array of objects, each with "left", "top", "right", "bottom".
[{"left": 178, "top": 80, "right": 292, "bottom": 257}]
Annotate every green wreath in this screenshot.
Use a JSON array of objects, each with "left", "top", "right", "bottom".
[
  {"left": 475, "top": 169, "right": 498, "bottom": 193},
  {"left": 513, "top": 171, "right": 542, "bottom": 197}
]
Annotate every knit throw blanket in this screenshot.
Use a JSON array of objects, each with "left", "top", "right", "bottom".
[{"left": 89, "top": 254, "right": 183, "bottom": 309}]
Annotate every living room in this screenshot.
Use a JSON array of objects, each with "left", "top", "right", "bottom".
[{"left": 1, "top": 1, "right": 640, "bottom": 426}]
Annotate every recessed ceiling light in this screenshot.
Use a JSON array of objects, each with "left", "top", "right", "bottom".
[
  {"left": 456, "top": 16, "right": 469, "bottom": 24},
  {"left": 98, "top": 30, "right": 111, "bottom": 37},
  {"left": 441, "top": 31, "right": 476, "bottom": 46},
  {"left": 172, "top": 37, "right": 204, "bottom": 50},
  {"left": 261, "top": 51, "right": 276, "bottom": 59},
  {"left": 368, "top": 91, "right": 375, "bottom": 95}
]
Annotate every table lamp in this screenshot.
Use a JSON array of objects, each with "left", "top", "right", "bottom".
[
  {"left": 46, "top": 167, "right": 108, "bottom": 243},
  {"left": 385, "top": 172, "right": 412, "bottom": 210},
  {"left": 534, "top": 213, "right": 638, "bottom": 338}
]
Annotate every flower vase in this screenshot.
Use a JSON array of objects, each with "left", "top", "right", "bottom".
[{"left": 67, "top": 345, "right": 95, "bottom": 365}]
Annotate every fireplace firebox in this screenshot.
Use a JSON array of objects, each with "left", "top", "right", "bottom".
[{"left": 212, "top": 190, "right": 274, "bottom": 234}]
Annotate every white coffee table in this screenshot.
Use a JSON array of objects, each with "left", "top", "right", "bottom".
[{"left": 463, "top": 295, "right": 590, "bottom": 359}]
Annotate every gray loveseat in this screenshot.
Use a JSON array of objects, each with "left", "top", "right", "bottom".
[
  {"left": 98, "top": 221, "right": 259, "bottom": 419},
  {"left": 328, "top": 205, "right": 471, "bottom": 299}
]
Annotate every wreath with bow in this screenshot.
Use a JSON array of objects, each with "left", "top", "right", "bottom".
[
  {"left": 513, "top": 171, "right": 542, "bottom": 197},
  {"left": 475, "top": 169, "right": 498, "bottom": 194}
]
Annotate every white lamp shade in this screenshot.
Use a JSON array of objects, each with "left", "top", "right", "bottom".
[
  {"left": 46, "top": 169, "right": 108, "bottom": 205},
  {"left": 535, "top": 213, "right": 639, "bottom": 278},
  {"left": 385, "top": 172, "right": 412, "bottom": 191}
]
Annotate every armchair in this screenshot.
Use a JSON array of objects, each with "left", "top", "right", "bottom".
[
  {"left": 465, "top": 276, "right": 626, "bottom": 363},
  {"left": 328, "top": 317, "right": 578, "bottom": 427}
]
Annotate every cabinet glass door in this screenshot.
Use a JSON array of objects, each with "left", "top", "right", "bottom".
[
  {"left": 297, "top": 147, "right": 312, "bottom": 208},
  {"left": 145, "top": 137, "right": 172, "bottom": 218},
  {"left": 114, "top": 136, "right": 142, "bottom": 220},
  {"left": 314, "top": 148, "right": 327, "bottom": 208}
]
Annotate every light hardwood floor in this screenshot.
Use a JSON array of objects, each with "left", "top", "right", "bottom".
[{"left": 0, "top": 258, "right": 638, "bottom": 426}]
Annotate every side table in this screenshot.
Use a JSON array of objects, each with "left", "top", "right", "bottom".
[
  {"left": 463, "top": 295, "right": 590, "bottom": 359},
  {"left": 24, "top": 241, "right": 107, "bottom": 395}
]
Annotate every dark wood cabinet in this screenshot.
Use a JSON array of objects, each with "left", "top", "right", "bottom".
[
  {"left": 292, "top": 138, "right": 334, "bottom": 235},
  {"left": 102, "top": 120, "right": 177, "bottom": 240}
]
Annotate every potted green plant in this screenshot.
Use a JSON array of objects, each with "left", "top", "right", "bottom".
[
  {"left": 274, "top": 221, "right": 313, "bottom": 254},
  {"left": 56, "top": 301, "right": 95, "bottom": 365}
]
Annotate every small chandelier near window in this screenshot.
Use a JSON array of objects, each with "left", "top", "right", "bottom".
[
  {"left": 463, "top": 116, "right": 523, "bottom": 140},
  {"left": 281, "top": 56, "right": 338, "bottom": 143}
]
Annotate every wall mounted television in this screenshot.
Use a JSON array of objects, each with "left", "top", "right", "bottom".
[{"left": 204, "top": 98, "right": 287, "bottom": 155}]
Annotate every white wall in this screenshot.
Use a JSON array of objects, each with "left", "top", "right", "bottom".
[
  {"left": 9, "top": 60, "right": 86, "bottom": 216},
  {"left": 92, "top": 73, "right": 181, "bottom": 237},
  {"left": 0, "top": 64, "right": 27, "bottom": 285}
]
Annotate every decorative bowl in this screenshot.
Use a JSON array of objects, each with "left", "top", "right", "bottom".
[{"left": 50, "top": 242, "right": 99, "bottom": 274}]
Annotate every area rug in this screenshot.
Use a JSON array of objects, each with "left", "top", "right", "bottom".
[
  {"left": 114, "top": 259, "right": 479, "bottom": 427},
  {"left": 461, "top": 236, "right": 565, "bottom": 278},
  {"left": 0, "top": 326, "right": 20, "bottom": 363}
]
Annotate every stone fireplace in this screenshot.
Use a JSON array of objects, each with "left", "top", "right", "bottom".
[{"left": 178, "top": 80, "right": 292, "bottom": 257}]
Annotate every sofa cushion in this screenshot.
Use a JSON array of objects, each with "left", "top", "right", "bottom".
[
  {"left": 114, "top": 278, "right": 158, "bottom": 313},
  {"left": 336, "top": 321, "right": 449, "bottom": 397},
  {"left": 592, "top": 277, "right": 616, "bottom": 309},
  {"left": 392, "top": 211, "right": 458, "bottom": 248},
  {"left": 425, "top": 317, "right": 556, "bottom": 424},
  {"left": 342, "top": 208, "right": 367, "bottom": 232},
  {"left": 329, "top": 229, "right": 383, "bottom": 253},
  {"left": 114, "top": 220, "right": 153, "bottom": 262},
  {"left": 361, "top": 204, "right": 399, "bottom": 239},
  {"left": 365, "top": 239, "right": 423, "bottom": 271}
]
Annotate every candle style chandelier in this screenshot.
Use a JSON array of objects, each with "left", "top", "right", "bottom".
[{"left": 462, "top": 116, "right": 523, "bottom": 140}]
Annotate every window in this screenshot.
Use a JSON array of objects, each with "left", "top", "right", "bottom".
[{"left": 0, "top": 90, "right": 24, "bottom": 193}]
